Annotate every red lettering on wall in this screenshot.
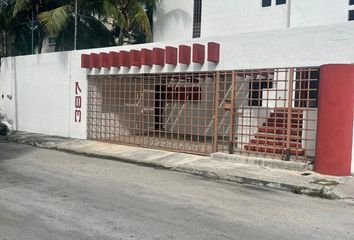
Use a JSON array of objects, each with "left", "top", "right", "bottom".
[
  {"left": 75, "top": 110, "right": 82, "bottom": 122},
  {"left": 75, "top": 82, "right": 82, "bottom": 95},
  {"left": 75, "top": 96, "right": 82, "bottom": 108},
  {"left": 74, "top": 82, "right": 82, "bottom": 122}
]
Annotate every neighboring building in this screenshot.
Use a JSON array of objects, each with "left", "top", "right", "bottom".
[
  {"left": 1, "top": 0, "right": 354, "bottom": 176},
  {"left": 154, "top": 0, "right": 354, "bottom": 41}
]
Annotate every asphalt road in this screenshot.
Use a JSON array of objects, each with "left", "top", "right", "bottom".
[{"left": 0, "top": 142, "right": 353, "bottom": 240}]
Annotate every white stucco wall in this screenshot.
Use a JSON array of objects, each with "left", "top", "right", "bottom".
[
  {"left": 2, "top": 23, "right": 354, "bottom": 141},
  {"left": 154, "top": 0, "right": 289, "bottom": 42},
  {"left": 202, "top": 0, "right": 288, "bottom": 38},
  {"left": 92, "top": 23, "right": 354, "bottom": 74},
  {"left": 290, "top": 0, "right": 351, "bottom": 28},
  {"left": 1, "top": 53, "right": 71, "bottom": 137},
  {"left": 153, "top": 0, "right": 193, "bottom": 42},
  {"left": 154, "top": 0, "right": 354, "bottom": 42},
  {"left": 0, "top": 52, "right": 87, "bottom": 139}
]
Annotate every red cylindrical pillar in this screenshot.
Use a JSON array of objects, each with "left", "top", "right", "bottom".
[{"left": 314, "top": 64, "right": 354, "bottom": 176}]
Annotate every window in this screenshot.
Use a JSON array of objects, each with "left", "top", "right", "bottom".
[
  {"left": 276, "top": 0, "right": 286, "bottom": 5},
  {"left": 48, "top": 37, "right": 56, "bottom": 46},
  {"left": 248, "top": 74, "right": 274, "bottom": 107},
  {"left": 262, "top": 0, "right": 272, "bottom": 7},
  {"left": 349, "top": 10, "right": 354, "bottom": 21},
  {"left": 193, "top": 0, "right": 202, "bottom": 38},
  {"left": 350, "top": 0, "right": 354, "bottom": 5}
]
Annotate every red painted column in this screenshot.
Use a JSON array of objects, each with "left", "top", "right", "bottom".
[
  {"left": 81, "top": 54, "right": 91, "bottom": 68},
  {"left": 141, "top": 49, "right": 153, "bottom": 66},
  {"left": 152, "top": 48, "right": 165, "bottom": 66},
  {"left": 165, "top": 46, "right": 177, "bottom": 65},
  {"left": 179, "top": 45, "right": 191, "bottom": 65},
  {"left": 130, "top": 50, "right": 141, "bottom": 67},
  {"left": 192, "top": 44, "right": 205, "bottom": 64},
  {"left": 99, "top": 52, "right": 110, "bottom": 68},
  {"left": 315, "top": 64, "right": 354, "bottom": 176},
  {"left": 207, "top": 42, "right": 220, "bottom": 63}
]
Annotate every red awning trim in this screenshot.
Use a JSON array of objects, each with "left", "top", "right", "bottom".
[{"left": 81, "top": 42, "right": 220, "bottom": 69}]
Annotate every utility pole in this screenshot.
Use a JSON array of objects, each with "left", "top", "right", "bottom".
[
  {"left": 31, "top": 10, "right": 34, "bottom": 54},
  {"left": 74, "top": 0, "right": 78, "bottom": 50},
  {"left": 30, "top": 0, "right": 38, "bottom": 54}
]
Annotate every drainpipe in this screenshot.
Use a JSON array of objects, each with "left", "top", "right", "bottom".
[
  {"left": 287, "top": 0, "right": 291, "bottom": 28},
  {"left": 287, "top": 0, "right": 292, "bottom": 28},
  {"left": 31, "top": 10, "right": 34, "bottom": 54},
  {"left": 74, "top": 0, "right": 78, "bottom": 50}
]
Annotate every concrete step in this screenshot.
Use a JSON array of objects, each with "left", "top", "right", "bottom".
[{"left": 244, "top": 144, "right": 305, "bottom": 156}]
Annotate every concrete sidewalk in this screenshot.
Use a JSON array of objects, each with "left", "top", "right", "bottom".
[{"left": 3, "top": 131, "right": 354, "bottom": 201}]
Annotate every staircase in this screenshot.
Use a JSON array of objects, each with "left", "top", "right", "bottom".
[{"left": 244, "top": 108, "right": 304, "bottom": 156}]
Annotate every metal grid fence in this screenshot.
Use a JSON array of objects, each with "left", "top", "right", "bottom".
[
  {"left": 216, "top": 68, "right": 319, "bottom": 161},
  {"left": 87, "top": 67, "right": 319, "bottom": 161},
  {"left": 87, "top": 72, "right": 216, "bottom": 155}
]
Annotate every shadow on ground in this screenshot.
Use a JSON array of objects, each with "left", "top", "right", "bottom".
[{"left": 0, "top": 139, "right": 34, "bottom": 161}]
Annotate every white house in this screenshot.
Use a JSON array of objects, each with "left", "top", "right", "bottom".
[
  {"left": 154, "top": 0, "right": 354, "bottom": 41},
  {"left": 1, "top": 0, "right": 354, "bottom": 176}
]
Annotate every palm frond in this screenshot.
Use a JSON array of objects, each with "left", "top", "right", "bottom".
[
  {"left": 38, "top": 5, "right": 71, "bottom": 35},
  {"left": 130, "top": 1, "right": 152, "bottom": 42},
  {"left": 13, "top": 0, "right": 27, "bottom": 17}
]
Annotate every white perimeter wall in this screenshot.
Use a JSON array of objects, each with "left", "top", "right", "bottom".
[
  {"left": 1, "top": 23, "right": 354, "bottom": 144},
  {"left": 0, "top": 52, "right": 87, "bottom": 139}
]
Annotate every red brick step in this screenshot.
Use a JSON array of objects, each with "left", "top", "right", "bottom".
[
  {"left": 263, "top": 122, "right": 303, "bottom": 128},
  {"left": 258, "top": 127, "right": 302, "bottom": 136},
  {"left": 270, "top": 112, "right": 303, "bottom": 119},
  {"left": 250, "top": 139, "right": 301, "bottom": 148},
  {"left": 254, "top": 133, "right": 302, "bottom": 142}
]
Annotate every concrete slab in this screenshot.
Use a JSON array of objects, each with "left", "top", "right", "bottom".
[{"left": 332, "top": 178, "right": 354, "bottom": 201}]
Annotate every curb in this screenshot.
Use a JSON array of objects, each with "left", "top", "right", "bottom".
[
  {"left": 172, "top": 166, "right": 338, "bottom": 199},
  {"left": 211, "top": 152, "right": 313, "bottom": 172},
  {"left": 4, "top": 136, "right": 341, "bottom": 200}
]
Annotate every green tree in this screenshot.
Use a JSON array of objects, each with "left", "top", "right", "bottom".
[
  {"left": 0, "top": 0, "right": 159, "bottom": 56},
  {"left": 0, "top": 0, "right": 41, "bottom": 56},
  {"left": 103, "top": 0, "right": 159, "bottom": 45},
  {"left": 13, "top": 0, "right": 115, "bottom": 51},
  {"left": 0, "top": 0, "right": 13, "bottom": 56},
  {"left": 37, "top": 0, "right": 160, "bottom": 50}
]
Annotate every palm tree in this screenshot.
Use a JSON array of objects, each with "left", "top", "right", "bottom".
[
  {"left": 0, "top": 0, "right": 12, "bottom": 56},
  {"left": 12, "top": 0, "right": 115, "bottom": 51},
  {"left": 0, "top": 0, "right": 41, "bottom": 56},
  {"left": 36, "top": 0, "right": 159, "bottom": 49},
  {"left": 103, "top": 0, "right": 160, "bottom": 45},
  {"left": 1, "top": 0, "right": 159, "bottom": 55}
]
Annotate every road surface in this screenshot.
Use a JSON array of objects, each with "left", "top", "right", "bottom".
[{"left": 0, "top": 142, "right": 353, "bottom": 240}]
